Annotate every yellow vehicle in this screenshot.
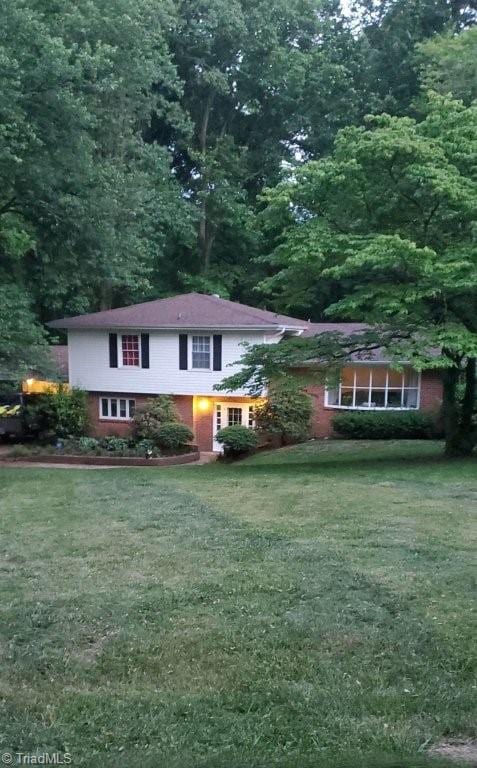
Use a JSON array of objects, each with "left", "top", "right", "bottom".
[{"left": 0, "top": 393, "right": 25, "bottom": 439}]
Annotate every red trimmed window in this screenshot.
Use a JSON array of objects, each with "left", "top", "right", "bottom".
[{"left": 121, "top": 335, "right": 140, "bottom": 367}]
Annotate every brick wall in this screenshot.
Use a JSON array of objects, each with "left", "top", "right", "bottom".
[
  {"left": 86, "top": 392, "right": 257, "bottom": 452},
  {"left": 87, "top": 393, "right": 194, "bottom": 440},
  {"left": 306, "top": 369, "right": 444, "bottom": 439}
]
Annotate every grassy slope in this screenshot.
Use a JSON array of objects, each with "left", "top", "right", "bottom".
[{"left": 0, "top": 441, "right": 475, "bottom": 767}]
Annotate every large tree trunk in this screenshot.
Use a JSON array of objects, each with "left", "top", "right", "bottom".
[
  {"left": 443, "top": 358, "right": 477, "bottom": 457},
  {"left": 197, "top": 94, "right": 216, "bottom": 273}
]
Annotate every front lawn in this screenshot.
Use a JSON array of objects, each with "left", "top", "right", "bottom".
[{"left": 0, "top": 441, "right": 475, "bottom": 767}]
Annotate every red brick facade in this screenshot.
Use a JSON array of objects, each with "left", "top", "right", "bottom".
[
  {"left": 87, "top": 393, "right": 194, "bottom": 440},
  {"left": 87, "top": 393, "right": 257, "bottom": 451},
  {"left": 86, "top": 371, "right": 443, "bottom": 451},
  {"left": 306, "top": 369, "right": 443, "bottom": 439}
]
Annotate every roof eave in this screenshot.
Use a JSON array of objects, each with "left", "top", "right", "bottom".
[{"left": 50, "top": 322, "right": 306, "bottom": 332}]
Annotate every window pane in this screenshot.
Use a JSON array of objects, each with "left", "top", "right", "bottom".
[
  {"left": 128, "top": 400, "right": 135, "bottom": 418},
  {"left": 403, "top": 389, "right": 418, "bottom": 408},
  {"left": 341, "top": 368, "right": 355, "bottom": 387},
  {"left": 370, "top": 390, "right": 386, "bottom": 407},
  {"left": 192, "top": 335, "right": 210, "bottom": 368},
  {"left": 371, "top": 367, "right": 387, "bottom": 387},
  {"left": 388, "top": 369, "right": 403, "bottom": 387},
  {"left": 327, "top": 387, "right": 340, "bottom": 406},
  {"left": 340, "top": 388, "right": 353, "bottom": 407},
  {"left": 355, "top": 368, "right": 371, "bottom": 387},
  {"left": 404, "top": 368, "right": 419, "bottom": 387},
  {"left": 355, "top": 389, "right": 370, "bottom": 407},
  {"left": 248, "top": 406, "right": 255, "bottom": 428},
  {"left": 119, "top": 399, "right": 127, "bottom": 418},
  {"left": 110, "top": 399, "right": 117, "bottom": 417},
  {"left": 101, "top": 398, "right": 109, "bottom": 417},
  {"left": 387, "top": 389, "right": 402, "bottom": 407},
  {"left": 227, "top": 407, "right": 242, "bottom": 426},
  {"left": 122, "top": 335, "right": 140, "bottom": 366}
]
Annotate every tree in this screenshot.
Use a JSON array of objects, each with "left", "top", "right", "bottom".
[
  {"left": 0, "top": 0, "right": 194, "bottom": 321},
  {"left": 219, "top": 95, "right": 477, "bottom": 457},
  {"left": 0, "top": 283, "right": 50, "bottom": 381},
  {"left": 418, "top": 26, "right": 477, "bottom": 104},
  {"left": 151, "top": 0, "right": 370, "bottom": 297},
  {"left": 348, "top": 0, "right": 476, "bottom": 117}
]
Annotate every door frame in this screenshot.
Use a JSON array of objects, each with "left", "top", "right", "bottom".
[{"left": 213, "top": 401, "right": 255, "bottom": 452}]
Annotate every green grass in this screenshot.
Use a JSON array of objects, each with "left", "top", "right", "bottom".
[{"left": 0, "top": 440, "right": 475, "bottom": 767}]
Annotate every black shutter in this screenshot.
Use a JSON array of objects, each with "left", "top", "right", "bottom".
[
  {"left": 213, "top": 334, "right": 222, "bottom": 371},
  {"left": 141, "top": 333, "right": 150, "bottom": 369},
  {"left": 109, "top": 333, "right": 118, "bottom": 368},
  {"left": 179, "top": 334, "right": 188, "bottom": 370}
]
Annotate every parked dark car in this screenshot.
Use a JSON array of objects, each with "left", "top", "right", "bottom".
[{"left": 0, "top": 393, "right": 25, "bottom": 440}]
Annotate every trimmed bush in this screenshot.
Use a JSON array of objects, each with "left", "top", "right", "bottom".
[
  {"left": 254, "top": 387, "right": 312, "bottom": 445},
  {"left": 101, "top": 436, "right": 131, "bottom": 454},
  {"left": 215, "top": 425, "right": 259, "bottom": 457},
  {"left": 154, "top": 422, "right": 193, "bottom": 452},
  {"left": 132, "top": 396, "right": 178, "bottom": 442},
  {"left": 23, "top": 387, "right": 88, "bottom": 440},
  {"left": 76, "top": 437, "right": 101, "bottom": 454},
  {"left": 332, "top": 410, "right": 440, "bottom": 440}
]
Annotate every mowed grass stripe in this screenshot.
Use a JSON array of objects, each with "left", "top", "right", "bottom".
[{"left": 0, "top": 441, "right": 475, "bottom": 766}]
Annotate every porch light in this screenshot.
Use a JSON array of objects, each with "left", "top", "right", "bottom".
[{"left": 198, "top": 397, "right": 210, "bottom": 412}]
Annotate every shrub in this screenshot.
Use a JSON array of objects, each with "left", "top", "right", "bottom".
[
  {"left": 76, "top": 437, "right": 101, "bottom": 454},
  {"left": 332, "top": 410, "right": 440, "bottom": 440},
  {"left": 154, "top": 422, "right": 193, "bottom": 452},
  {"left": 215, "top": 425, "right": 259, "bottom": 457},
  {"left": 132, "top": 396, "right": 178, "bottom": 441},
  {"left": 254, "top": 387, "right": 312, "bottom": 444},
  {"left": 23, "top": 387, "right": 88, "bottom": 439},
  {"left": 135, "top": 439, "right": 160, "bottom": 458},
  {"left": 100, "top": 436, "right": 131, "bottom": 454}
]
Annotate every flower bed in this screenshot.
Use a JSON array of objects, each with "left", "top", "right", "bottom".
[
  {"left": 3, "top": 435, "right": 199, "bottom": 466},
  {"left": 4, "top": 451, "right": 199, "bottom": 467}
]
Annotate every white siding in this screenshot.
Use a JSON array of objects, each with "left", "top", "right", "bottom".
[{"left": 68, "top": 329, "right": 275, "bottom": 395}]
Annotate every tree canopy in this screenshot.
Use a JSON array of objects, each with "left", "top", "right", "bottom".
[
  {"left": 1, "top": 0, "right": 476, "bottom": 445},
  {"left": 218, "top": 92, "right": 477, "bottom": 455}
]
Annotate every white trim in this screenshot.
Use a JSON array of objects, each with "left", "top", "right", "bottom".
[
  {"left": 99, "top": 396, "right": 136, "bottom": 421},
  {"left": 189, "top": 334, "right": 212, "bottom": 371},
  {"left": 324, "top": 367, "right": 421, "bottom": 410},
  {"left": 118, "top": 333, "right": 141, "bottom": 369},
  {"left": 213, "top": 401, "right": 256, "bottom": 452}
]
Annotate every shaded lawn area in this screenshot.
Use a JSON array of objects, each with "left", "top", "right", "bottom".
[{"left": 0, "top": 440, "right": 475, "bottom": 767}]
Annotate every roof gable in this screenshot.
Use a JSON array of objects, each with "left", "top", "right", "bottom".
[{"left": 48, "top": 292, "right": 306, "bottom": 331}]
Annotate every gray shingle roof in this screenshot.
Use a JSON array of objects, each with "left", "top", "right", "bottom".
[{"left": 48, "top": 293, "right": 307, "bottom": 331}]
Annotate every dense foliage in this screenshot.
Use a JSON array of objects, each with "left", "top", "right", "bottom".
[
  {"left": 332, "top": 411, "right": 440, "bottom": 440},
  {"left": 153, "top": 422, "right": 194, "bottom": 451},
  {"left": 215, "top": 424, "right": 259, "bottom": 457},
  {"left": 132, "top": 396, "right": 192, "bottom": 451},
  {"left": 23, "top": 389, "right": 88, "bottom": 440},
  {"left": 254, "top": 388, "right": 312, "bottom": 444},
  {"left": 132, "top": 396, "right": 179, "bottom": 440},
  {"left": 220, "top": 90, "right": 477, "bottom": 456}
]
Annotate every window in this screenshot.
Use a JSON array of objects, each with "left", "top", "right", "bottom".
[
  {"left": 100, "top": 397, "right": 135, "bottom": 420},
  {"left": 227, "top": 407, "right": 243, "bottom": 426},
  {"left": 325, "top": 366, "right": 419, "bottom": 410},
  {"left": 248, "top": 405, "right": 255, "bottom": 428},
  {"left": 121, "top": 335, "right": 140, "bottom": 367},
  {"left": 192, "top": 335, "right": 211, "bottom": 369}
]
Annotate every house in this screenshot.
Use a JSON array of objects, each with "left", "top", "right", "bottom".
[{"left": 48, "top": 293, "right": 443, "bottom": 451}]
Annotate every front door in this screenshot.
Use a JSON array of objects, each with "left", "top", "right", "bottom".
[{"left": 213, "top": 402, "right": 255, "bottom": 452}]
